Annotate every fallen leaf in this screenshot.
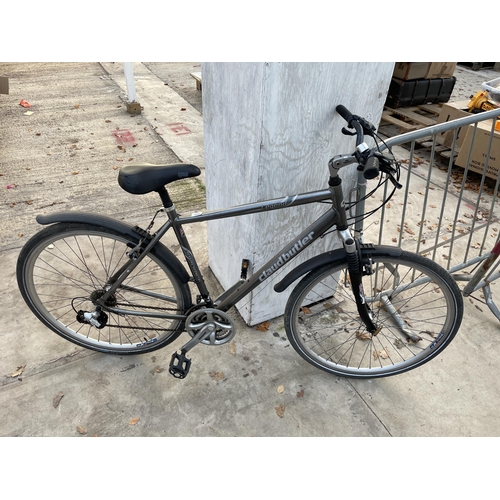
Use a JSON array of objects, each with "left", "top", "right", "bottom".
[
  {"left": 256, "top": 321, "right": 271, "bottom": 332},
  {"left": 297, "top": 389, "right": 305, "bottom": 398},
  {"left": 129, "top": 417, "right": 140, "bottom": 425},
  {"left": 74, "top": 104, "right": 80, "bottom": 109},
  {"left": 301, "top": 307, "right": 312, "bottom": 314},
  {"left": 53, "top": 392, "right": 64, "bottom": 408},
  {"left": 373, "top": 349, "right": 389, "bottom": 360},
  {"left": 72, "top": 171, "right": 79, "bottom": 175},
  {"left": 209, "top": 371, "right": 225, "bottom": 381},
  {"left": 275, "top": 404, "right": 285, "bottom": 418},
  {"left": 394, "top": 338, "right": 405, "bottom": 349},
  {"left": 11, "top": 365, "right": 26, "bottom": 377},
  {"left": 277, "top": 385, "right": 285, "bottom": 394},
  {"left": 77, "top": 426, "right": 87, "bottom": 435},
  {"left": 228, "top": 342, "right": 236, "bottom": 355},
  {"left": 356, "top": 331, "right": 371, "bottom": 340}
]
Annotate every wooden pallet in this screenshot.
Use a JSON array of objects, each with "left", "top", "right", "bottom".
[
  {"left": 380, "top": 103, "right": 462, "bottom": 163},
  {"left": 419, "top": 140, "right": 460, "bottom": 164},
  {"left": 458, "top": 62, "right": 500, "bottom": 71},
  {"left": 380, "top": 104, "right": 442, "bottom": 133}
]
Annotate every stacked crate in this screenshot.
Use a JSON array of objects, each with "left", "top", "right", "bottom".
[{"left": 385, "top": 62, "right": 457, "bottom": 108}]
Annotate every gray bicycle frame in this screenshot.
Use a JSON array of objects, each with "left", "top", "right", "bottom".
[
  {"left": 177, "top": 189, "right": 339, "bottom": 311},
  {"left": 100, "top": 174, "right": 357, "bottom": 319}
]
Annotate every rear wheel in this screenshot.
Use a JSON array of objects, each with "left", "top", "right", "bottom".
[
  {"left": 284, "top": 251, "right": 463, "bottom": 378},
  {"left": 17, "top": 222, "right": 192, "bottom": 354}
]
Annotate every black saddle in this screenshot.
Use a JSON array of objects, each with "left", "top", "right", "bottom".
[{"left": 118, "top": 163, "right": 201, "bottom": 195}]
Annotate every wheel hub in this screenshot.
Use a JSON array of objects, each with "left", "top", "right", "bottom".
[{"left": 90, "top": 289, "right": 117, "bottom": 307}]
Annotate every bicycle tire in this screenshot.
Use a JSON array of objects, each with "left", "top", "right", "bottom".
[
  {"left": 284, "top": 250, "right": 463, "bottom": 378},
  {"left": 17, "top": 222, "right": 192, "bottom": 354}
]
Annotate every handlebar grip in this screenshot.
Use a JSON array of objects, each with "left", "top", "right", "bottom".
[
  {"left": 336, "top": 104, "right": 354, "bottom": 124},
  {"left": 364, "top": 156, "right": 380, "bottom": 180}
]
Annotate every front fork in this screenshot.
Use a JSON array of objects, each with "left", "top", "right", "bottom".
[
  {"left": 339, "top": 229, "right": 379, "bottom": 334},
  {"left": 329, "top": 173, "right": 379, "bottom": 334}
]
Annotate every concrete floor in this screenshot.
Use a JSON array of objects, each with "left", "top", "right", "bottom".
[{"left": 2, "top": 62, "right": 500, "bottom": 439}]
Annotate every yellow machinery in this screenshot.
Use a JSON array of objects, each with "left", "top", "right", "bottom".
[{"left": 467, "top": 90, "right": 499, "bottom": 113}]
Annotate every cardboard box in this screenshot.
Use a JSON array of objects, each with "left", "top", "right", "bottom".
[
  {"left": 392, "top": 62, "right": 457, "bottom": 81},
  {"left": 426, "top": 62, "right": 457, "bottom": 79},
  {"left": 455, "top": 120, "right": 500, "bottom": 179},
  {"left": 0, "top": 76, "right": 8, "bottom": 95},
  {"left": 435, "top": 100, "right": 472, "bottom": 148},
  {"left": 393, "top": 63, "right": 430, "bottom": 80}
]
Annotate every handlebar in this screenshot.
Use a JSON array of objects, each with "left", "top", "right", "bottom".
[
  {"left": 335, "top": 104, "right": 380, "bottom": 180},
  {"left": 335, "top": 104, "right": 355, "bottom": 124}
]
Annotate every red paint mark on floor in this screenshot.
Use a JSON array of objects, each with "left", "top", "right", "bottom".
[
  {"left": 113, "top": 129, "right": 136, "bottom": 144},
  {"left": 167, "top": 123, "right": 191, "bottom": 135}
]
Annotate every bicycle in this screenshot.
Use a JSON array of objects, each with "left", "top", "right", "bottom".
[{"left": 16, "top": 104, "right": 464, "bottom": 379}]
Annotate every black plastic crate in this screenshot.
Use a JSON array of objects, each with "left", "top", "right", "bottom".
[{"left": 385, "top": 77, "right": 456, "bottom": 108}]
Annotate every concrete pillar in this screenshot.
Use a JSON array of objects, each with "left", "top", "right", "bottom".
[{"left": 202, "top": 62, "right": 394, "bottom": 325}]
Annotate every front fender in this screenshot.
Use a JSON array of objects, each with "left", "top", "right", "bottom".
[
  {"left": 36, "top": 211, "right": 191, "bottom": 284},
  {"left": 274, "top": 244, "right": 403, "bottom": 293}
]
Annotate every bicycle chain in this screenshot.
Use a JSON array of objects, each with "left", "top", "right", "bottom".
[{"left": 103, "top": 302, "right": 185, "bottom": 332}]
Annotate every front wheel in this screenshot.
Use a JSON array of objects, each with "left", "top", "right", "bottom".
[
  {"left": 284, "top": 251, "right": 463, "bottom": 378},
  {"left": 17, "top": 222, "right": 192, "bottom": 354}
]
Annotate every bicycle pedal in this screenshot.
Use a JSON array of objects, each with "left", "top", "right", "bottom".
[{"left": 169, "top": 351, "right": 191, "bottom": 379}]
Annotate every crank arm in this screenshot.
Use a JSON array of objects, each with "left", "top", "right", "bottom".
[
  {"left": 180, "top": 323, "right": 216, "bottom": 354},
  {"left": 169, "top": 323, "right": 216, "bottom": 379}
]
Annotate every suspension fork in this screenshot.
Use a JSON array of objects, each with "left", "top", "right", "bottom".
[
  {"left": 339, "top": 229, "right": 379, "bottom": 334},
  {"left": 329, "top": 175, "right": 379, "bottom": 334}
]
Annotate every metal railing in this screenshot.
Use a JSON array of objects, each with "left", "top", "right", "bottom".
[{"left": 358, "top": 107, "right": 500, "bottom": 282}]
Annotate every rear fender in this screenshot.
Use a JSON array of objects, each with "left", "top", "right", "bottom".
[
  {"left": 274, "top": 244, "right": 403, "bottom": 293},
  {"left": 36, "top": 211, "right": 191, "bottom": 284}
]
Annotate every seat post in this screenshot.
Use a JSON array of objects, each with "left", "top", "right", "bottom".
[{"left": 157, "top": 186, "right": 174, "bottom": 210}]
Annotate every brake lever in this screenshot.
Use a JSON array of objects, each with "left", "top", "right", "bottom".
[
  {"left": 380, "top": 165, "right": 403, "bottom": 189},
  {"left": 341, "top": 127, "right": 357, "bottom": 136}
]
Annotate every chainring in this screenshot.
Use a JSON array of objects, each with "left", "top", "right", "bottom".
[{"left": 185, "top": 308, "right": 235, "bottom": 345}]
